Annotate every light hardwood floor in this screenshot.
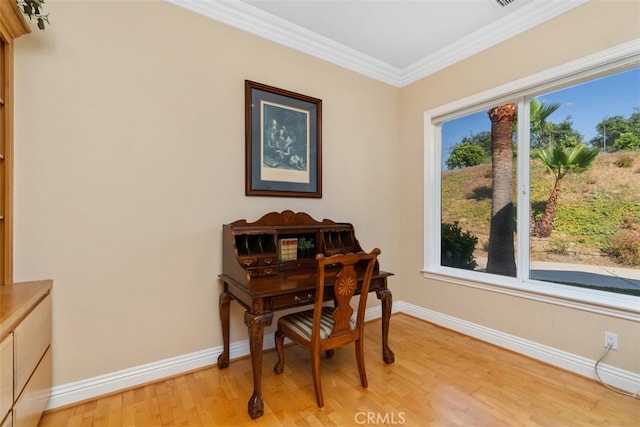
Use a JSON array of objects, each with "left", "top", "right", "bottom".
[{"left": 40, "top": 314, "right": 639, "bottom": 426}]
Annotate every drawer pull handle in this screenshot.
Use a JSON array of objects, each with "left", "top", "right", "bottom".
[
  {"left": 264, "top": 258, "right": 272, "bottom": 265},
  {"left": 294, "top": 293, "right": 313, "bottom": 303},
  {"left": 243, "top": 261, "right": 253, "bottom": 267},
  {"left": 264, "top": 268, "right": 273, "bottom": 275}
]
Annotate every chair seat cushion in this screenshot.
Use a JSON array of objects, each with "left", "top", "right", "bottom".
[{"left": 279, "top": 306, "right": 355, "bottom": 340}]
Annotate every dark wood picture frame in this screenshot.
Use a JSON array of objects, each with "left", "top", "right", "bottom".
[{"left": 245, "top": 80, "right": 322, "bottom": 198}]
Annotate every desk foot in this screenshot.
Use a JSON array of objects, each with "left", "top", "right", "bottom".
[
  {"left": 248, "top": 392, "right": 264, "bottom": 419},
  {"left": 376, "top": 288, "right": 395, "bottom": 364},
  {"left": 383, "top": 348, "right": 395, "bottom": 364},
  {"left": 217, "top": 353, "right": 229, "bottom": 369}
]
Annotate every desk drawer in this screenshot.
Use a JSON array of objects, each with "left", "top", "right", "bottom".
[
  {"left": 247, "top": 266, "right": 279, "bottom": 277},
  {"left": 238, "top": 256, "right": 258, "bottom": 269},
  {"left": 271, "top": 291, "right": 315, "bottom": 310},
  {"left": 259, "top": 266, "right": 278, "bottom": 276},
  {"left": 259, "top": 255, "right": 276, "bottom": 266},
  {"left": 279, "top": 259, "right": 316, "bottom": 272}
]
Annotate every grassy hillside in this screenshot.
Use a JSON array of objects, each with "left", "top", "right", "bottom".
[{"left": 441, "top": 151, "right": 640, "bottom": 267}]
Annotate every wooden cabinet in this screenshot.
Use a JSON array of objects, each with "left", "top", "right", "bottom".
[
  {"left": 0, "top": 281, "right": 52, "bottom": 427},
  {"left": 0, "top": 334, "right": 12, "bottom": 421},
  {"left": 0, "top": 6, "right": 48, "bottom": 425}
]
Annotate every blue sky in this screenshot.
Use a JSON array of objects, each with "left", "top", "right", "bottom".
[{"left": 441, "top": 67, "right": 640, "bottom": 165}]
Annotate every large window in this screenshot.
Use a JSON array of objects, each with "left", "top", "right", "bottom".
[{"left": 424, "top": 44, "right": 639, "bottom": 312}]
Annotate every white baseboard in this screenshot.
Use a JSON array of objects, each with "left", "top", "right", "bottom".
[
  {"left": 46, "top": 301, "right": 639, "bottom": 409},
  {"left": 46, "top": 347, "right": 217, "bottom": 410},
  {"left": 46, "top": 305, "right": 382, "bottom": 410},
  {"left": 396, "top": 300, "right": 640, "bottom": 396}
]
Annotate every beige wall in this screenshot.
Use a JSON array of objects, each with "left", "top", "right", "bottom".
[
  {"left": 14, "top": 0, "right": 399, "bottom": 386},
  {"left": 12, "top": 0, "right": 639, "bottom": 392},
  {"left": 398, "top": 0, "right": 640, "bottom": 372}
]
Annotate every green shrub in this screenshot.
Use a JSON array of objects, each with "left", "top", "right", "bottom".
[
  {"left": 441, "top": 222, "right": 478, "bottom": 270},
  {"left": 445, "top": 142, "right": 487, "bottom": 170},
  {"left": 548, "top": 236, "right": 570, "bottom": 255},
  {"left": 614, "top": 132, "right": 640, "bottom": 151},
  {"left": 613, "top": 156, "right": 634, "bottom": 168},
  {"left": 602, "top": 231, "right": 640, "bottom": 266}
]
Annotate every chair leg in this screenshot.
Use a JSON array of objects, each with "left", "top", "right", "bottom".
[
  {"left": 273, "top": 330, "right": 285, "bottom": 375},
  {"left": 311, "top": 349, "right": 324, "bottom": 407},
  {"left": 355, "top": 338, "right": 368, "bottom": 388}
]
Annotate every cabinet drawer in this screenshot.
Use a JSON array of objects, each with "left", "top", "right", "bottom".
[
  {"left": 14, "top": 348, "right": 51, "bottom": 427},
  {"left": 271, "top": 291, "right": 315, "bottom": 310},
  {"left": 0, "top": 334, "right": 12, "bottom": 422},
  {"left": 14, "top": 295, "right": 51, "bottom": 398},
  {"left": 1, "top": 411, "right": 11, "bottom": 427}
]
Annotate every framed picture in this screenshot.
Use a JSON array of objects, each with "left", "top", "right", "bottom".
[{"left": 245, "top": 80, "right": 322, "bottom": 198}]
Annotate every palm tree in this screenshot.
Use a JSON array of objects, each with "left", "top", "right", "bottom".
[
  {"left": 531, "top": 143, "right": 600, "bottom": 238},
  {"left": 486, "top": 104, "right": 517, "bottom": 277},
  {"left": 530, "top": 98, "right": 561, "bottom": 148}
]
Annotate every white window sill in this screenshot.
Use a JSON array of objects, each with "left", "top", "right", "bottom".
[{"left": 422, "top": 267, "right": 640, "bottom": 322}]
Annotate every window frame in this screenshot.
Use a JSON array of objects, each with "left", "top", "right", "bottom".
[{"left": 423, "top": 40, "right": 640, "bottom": 320}]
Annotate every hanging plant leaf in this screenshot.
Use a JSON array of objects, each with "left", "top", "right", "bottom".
[{"left": 17, "top": 0, "right": 50, "bottom": 30}]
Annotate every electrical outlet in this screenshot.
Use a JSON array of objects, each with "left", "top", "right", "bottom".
[{"left": 604, "top": 331, "right": 618, "bottom": 350}]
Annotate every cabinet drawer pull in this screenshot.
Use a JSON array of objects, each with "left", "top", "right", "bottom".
[{"left": 294, "top": 293, "right": 313, "bottom": 303}]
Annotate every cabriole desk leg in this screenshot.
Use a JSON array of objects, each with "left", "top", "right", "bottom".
[
  {"left": 217, "top": 290, "right": 231, "bottom": 369},
  {"left": 376, "top": 288, "right": 395, "bottom": 364},
  {"left": 244, "top": 311, "right": 274, "bottom": 419}
]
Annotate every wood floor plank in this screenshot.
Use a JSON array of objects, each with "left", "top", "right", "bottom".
[{"left": 40, "top": 314, "right": 640, "bottom": 426}]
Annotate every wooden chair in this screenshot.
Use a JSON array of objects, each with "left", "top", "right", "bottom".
[{"left": 273, "top": 248, "right": 381, "bottom": 407}]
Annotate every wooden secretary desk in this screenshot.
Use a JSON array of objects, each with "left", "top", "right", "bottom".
[{"left": 217, "top": 210, "right": 394, "bottom": 419}]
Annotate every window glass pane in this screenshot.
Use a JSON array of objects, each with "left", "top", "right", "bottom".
[
  {"left": 529, "top": 68, "right": 640, "bottom": 296},
  {"left": 441, "top": 104, "right": 518, "bottom": 278}
]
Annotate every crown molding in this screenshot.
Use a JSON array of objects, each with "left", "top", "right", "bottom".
[
  {"left": 401, "top": 0, "right": 590, "bottom": 86},
  {"left": 165, "top": 0, "right": 589, "bottom": 88},
  {"left": 164, "top": 0, "right": 404, "bottom": 85},
  {"left": 0, "top": 0, "right": 31, "bottom": 39}
]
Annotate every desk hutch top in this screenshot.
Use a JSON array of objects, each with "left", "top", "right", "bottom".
[{"left": 222, "top": 210, "right": 378, "bottom": 288}]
